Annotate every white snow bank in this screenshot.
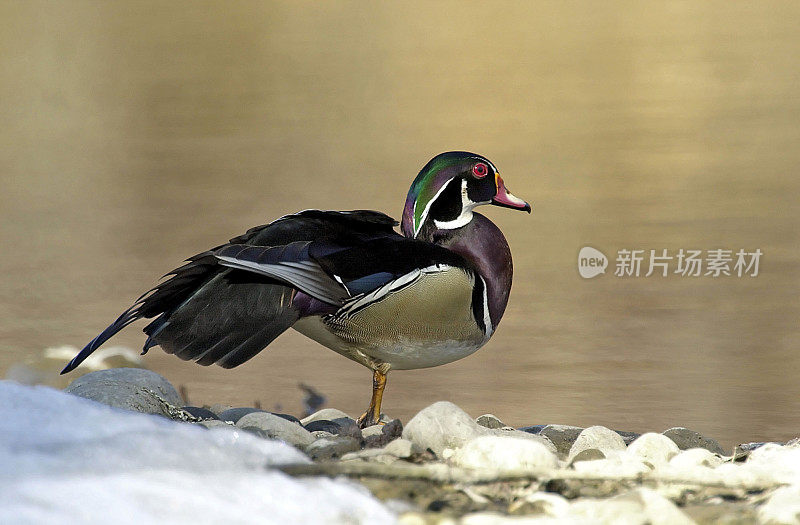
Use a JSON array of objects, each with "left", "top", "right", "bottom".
[{"left": 0, "top": 381, "right": 395, "bottom": 525}]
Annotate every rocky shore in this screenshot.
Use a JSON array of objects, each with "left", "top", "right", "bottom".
[{"left": 14, "top": 367, "right": 800, "bottom": 524}]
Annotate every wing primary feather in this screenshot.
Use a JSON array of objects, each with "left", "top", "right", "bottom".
[
  {"left": 214, "top": 254, "right": 347, "bottom": 305},
  {"left": 60, "top": 306, "right": 140, "bottom": 374}
]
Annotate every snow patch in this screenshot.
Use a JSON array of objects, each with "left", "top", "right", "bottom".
[{"left": 0, "top": 381, "right": 394, "bottom": 524}]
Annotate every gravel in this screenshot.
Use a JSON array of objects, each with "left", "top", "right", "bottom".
[{"left": 59, "top": 368, "right": 800, "bottom": 523}]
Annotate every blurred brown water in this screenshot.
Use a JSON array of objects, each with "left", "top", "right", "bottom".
[{"left": 1, "top": 2, "right": 799, "bottom": 450}]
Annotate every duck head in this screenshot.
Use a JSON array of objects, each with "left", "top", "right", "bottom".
[{"left": 401, "top": 151, "right": 531, "bottom": 239}]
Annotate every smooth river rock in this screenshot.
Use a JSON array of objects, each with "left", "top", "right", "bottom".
[
  {"left": 235, "top": 411, "right": 315, "bottom": 448},
  {"left": 402, "top": 401, "right": 481, "bottom": 455},
  {"left": 668, "top": 447, "right": 724, "bottom": 469},
  {"left": 663, "top": 426, "right": 726, "bottom": 455},
  {"left": 627, "top": 432, "right": 680, "bottom": 466},
  {"left": 217, "top": 407, "right": 266, "bottom": 423},
  {"left": 402, "top": 401, "right": 555, "bottom": 457},
  {"left": 64, "top": 368, "right": 184, "bottom": 417},
  {"left": 300, "top": 408, "right": 352, "bottom": 425},
  {"left": 475, "top": 414, "right": 507, "bottom": 429},
  {"left": 363, "top": 419, "right": 403, "bottom": 449},
  {"left": 449, "top": 435, "right": 559, "bottom": 470},
  {"left": 304, "top": 436, "right": 361, "bottom": 461},
  {"left": 66, "top": 368, "right": 182, "bottom": 405},
  {"left": 303, "top": 417, "right": 363, "bottom": 441},
  {"left": 567, "top": 426, "right": 627, "bottom": 463},
  {"left": 539, "top": 424, "right": 584, "bottom": 459}
]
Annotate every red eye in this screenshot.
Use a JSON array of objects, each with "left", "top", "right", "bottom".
[{"left": 472, "top": 163, "right": 488, "bottom": 178}]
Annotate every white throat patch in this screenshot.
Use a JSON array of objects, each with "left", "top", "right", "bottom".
[{"left": 433, "top": 179, "right": 488, "bottom": 231}]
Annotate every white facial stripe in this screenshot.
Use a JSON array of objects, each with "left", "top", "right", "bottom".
[
  {"left": 414, "top": 176, "right": 456, "bottom": 238},
  {"left": 415, "top": 158, "right": 498, "bottom": 236}
]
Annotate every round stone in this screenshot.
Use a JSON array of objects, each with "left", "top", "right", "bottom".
[
  {"left": 627, "top": 433, "right": 680, "bottom": 466},
  {"left": 662, "top": 427, "right": 725, "bottom": 455},
  {"left": 475, "top": 414, "right": 506, "bottom": 429},
  {"left": 217, "top": 407, "right": 267, "bottom": 423},
  {"left": 64, "top": 368, "right": 183, "bottom": 417},
  {"left": 236, "top": 412, "right": 315, "bottom": 448},
  {"left": 568, "top": 426, "right": 627, "bottom": 463},
  {"left": 300, "top": 408, "right": 352, "bottom": 425},
  {"left": 450, "top": 435, "right": 558, "bottom": 470}
]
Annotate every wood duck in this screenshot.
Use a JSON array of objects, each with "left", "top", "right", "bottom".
[{"left": 62, "top": 151, "right": 531, "bottom": 427}]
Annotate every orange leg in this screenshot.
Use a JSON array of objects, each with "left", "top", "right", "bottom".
[{"left": 356, "top": 369, "right": 387, "bottom": 428}]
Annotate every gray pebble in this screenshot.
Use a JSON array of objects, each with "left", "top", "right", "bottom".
[
  {"left": 364, "top": 419, "right": 403, "bottom": 449},
  {"left": 303, "top": 420, "right": 341, "bottom": 434},
  {"left": 476, "top": 414, "right": 506, "bottom": 429},
  {"left": 272, "top": 413, "right": 302, "bottom": 424},
  {"left": 236, "top": 412, "right": 315, "bottom": 448},
  {"left": 361, "top": 425, "right": 385, "bottom": 438},
  {"left": 304, "top": 436, "right": 361, "bottom": 461},
  {"left": 539, "top": 424, "right": 584, "bottom": 459},
  {"left": 663, "top": 427, "right": 725, "bottom": 455},
  {"left": 569, "top": 448, "right": 606, "bottom": 465},
  {"left": 615, "top": 430, "right": 641, "bottom": 446},
  {"left": 217, "top": 407, "right": 267, "bottom": 423},
  {"left": 300, "top": 408, "right": 351, "bottom": 425},
  {"left": 304, "top": 417, "right": 363, "bottom": 441},
  {"left": 733, "top": 442, "right": 773, "bottom": 461},
  {"left": 340, "top": 438, "right": 420, "bottom": 463},
  {"left": 331, "top": 417, "right": 363, "bottom": 440}
]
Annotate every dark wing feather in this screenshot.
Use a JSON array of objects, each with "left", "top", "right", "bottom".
[
  {"left": 310, "top": 236, "right": 471, "bottom": 282},
  {"left": 211, "top": 235, "right": 473, "bottom": 310},
  {"left": 148, "top": 271, "right": 300, "bottom": 369},
  {"left": 62, "top": 209, "right": 401, "bottom": 374},
  {"left": 60, "top": 252, "right": 220, "bottom": 374}
]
